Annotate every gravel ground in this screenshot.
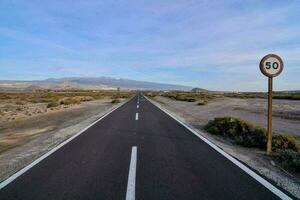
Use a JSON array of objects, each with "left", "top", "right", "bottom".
[
  {"left": 152, "top": 96, "right": 300, "bottom": 198},
  {"left": 154, "top": 96, "right": 300, "bottom": 139},
  {"left": 0, "top": 99, "right": 125, "bottom": 182}
]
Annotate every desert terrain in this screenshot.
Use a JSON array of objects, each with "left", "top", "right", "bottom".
[
  {"left": 154, "top": 96, "right": 300, "bottom": 139},
  {"left": 0, "top": 90, "right": 134, "bottom": 181}
]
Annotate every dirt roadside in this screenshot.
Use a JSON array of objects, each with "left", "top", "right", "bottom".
[
  {"left": 0, "top": 99, "right": 125, "bottom": 182},
  {"left": 151, "top": 96, "right": 300, "bottom": 198},
  {"left": 154, "top": 96, "right": 300, "bottom": 139}
]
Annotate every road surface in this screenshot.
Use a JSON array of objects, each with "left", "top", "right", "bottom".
[{"left": 0, "top": 94, "right": 290, "bottom": 199}]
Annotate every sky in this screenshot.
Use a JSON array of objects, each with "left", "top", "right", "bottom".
[{"left": 0, "top": 0, "right": 300, "bottom": 91}]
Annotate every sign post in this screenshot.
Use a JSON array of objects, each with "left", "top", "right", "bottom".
[{"left": 259, "top": 54, "right": 284, "bottom": 154}]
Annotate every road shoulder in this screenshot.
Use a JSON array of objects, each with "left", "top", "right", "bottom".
[
  {"left": 0, "top": 99, "right": 126, "bottom": 183},
  {"left": 148, "top": 96, "right": 299, "bottom": 199}
]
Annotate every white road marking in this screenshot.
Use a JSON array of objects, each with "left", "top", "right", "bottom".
[
  {"left": 137, "top": 105, "right": 139, "bottom": 109},
  {"left": 135, "top": 113, "right": 139, "bottom": 120},
  {"left": 144, "top": 95, "right": 292, "bottom": 200},
  {"left": 0, "top": 101, "right": 128, "bottom": 190},
  {"left": 126, "top": 146, "right": 137, "bottom": 200}
]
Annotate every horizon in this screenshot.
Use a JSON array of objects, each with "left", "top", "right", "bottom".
[
  {"left": 1, "top": 76, "right": 299, "bottom": 92},
  {"left": 1, "top": 1, "right": 300, "bottom": 91}
]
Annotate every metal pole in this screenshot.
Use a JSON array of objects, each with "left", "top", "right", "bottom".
[{"left": 267, "top": 77, "right": 273, "bottom": 154}]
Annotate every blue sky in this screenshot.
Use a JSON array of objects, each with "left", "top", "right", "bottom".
[{"left": 0, "top": 0, "right": 299, "bottom": 91}]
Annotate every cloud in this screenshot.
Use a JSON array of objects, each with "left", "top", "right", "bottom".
[
  {"left": 0, "top": 0, "right": 299, "bottom": 91},
  {"left": 0, "top": 27, "right": 76, "bottom": 53}
]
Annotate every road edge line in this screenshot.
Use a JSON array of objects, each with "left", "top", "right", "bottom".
[
  {"left": 0, "top": 100, "right": 129, "bottom": 190},
  {"left": 144, "top": 95, "right": 292, "bottom": 200}
]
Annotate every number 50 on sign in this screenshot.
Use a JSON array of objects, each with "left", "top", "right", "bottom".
[{"left": 260, "top": 54, "right": 283, "bottom": 78}]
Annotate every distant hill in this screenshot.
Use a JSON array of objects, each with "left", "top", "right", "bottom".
[
  {"left": 0, "top": 77, "right": 193, "bottom": 91},
  {"left": 24, "top": 85, "right": 44, "bottom": 91},
  {"left": 280, "top": 90, "right": 300, "bottom": 93},
  {"left": 191, "top": 87, "right": 208, "bottom": 93}
]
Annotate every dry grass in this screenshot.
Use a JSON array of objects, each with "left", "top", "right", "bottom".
[
  {"left": 0, "top": 90, "right": 135, "bottom": 155},
  {"left": 145, "top": 91, "right": 221, "bottom": 105},
  {"left": 225, "top": 92, "right": 300, "bottom": 100},
  {"left": 145, "top": 91, "right": 300, "bottom": 102},
  {"left": 111, "top": 99, "right": 120, "bottom": 103},
  {"left": 0, "top": 90, "right": 135, "bottom": 123},
  {"left": 0, "top": 90, "right": 134, "bottom": 103}
]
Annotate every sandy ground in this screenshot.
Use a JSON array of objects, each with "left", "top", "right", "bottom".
[
  {"left": 0, "top": 99, "right": 124, "bottom": 182},
  {"left": 154, "top": 96, "right": 300, "bottom": 139},
  {"left": 152, "top": 96, "right": 300, "bottom": 198}
]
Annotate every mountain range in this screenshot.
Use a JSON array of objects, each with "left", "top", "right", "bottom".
[{"left": 0, "top": 77, "right": 193, "bottom": 91}]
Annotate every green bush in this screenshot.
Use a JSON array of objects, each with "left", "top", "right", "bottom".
[
  {"left": 234, "top": 127, "right": 266, "bottom": 148},
  {"left": 272, "top": 134, "right": 299, "bottom": 152},
  {"left": 205, "top": 117, "right": 300, "bottom": 172},
  {"left": 274, "top": 150, "right": 300, "bottom": 172},
  {"left": 47, "top": 102, "right": 59, "bottom": 108},
  {"left": 205, "top": 117, "right": 300, "bottom": 151},
  {"left": 204, "top": 117, "right": 266, "bottom": 148},
  {"left": 111, "top": 99, "right": 120, "bottom": 104}
]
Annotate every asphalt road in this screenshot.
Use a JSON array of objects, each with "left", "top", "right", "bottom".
[{"left": 0, "top": 94, "right": 289, "bottom": 200}]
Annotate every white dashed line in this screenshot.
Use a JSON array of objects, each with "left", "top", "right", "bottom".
[
  {"left": 126, "top": 146, "right": 137, "bottom": 200},
  {"left": 135, "top": 113, "right": 139, "bottom": 120},
  {"left": 137, "top": 105, "right": 139, "bottom": 109}
]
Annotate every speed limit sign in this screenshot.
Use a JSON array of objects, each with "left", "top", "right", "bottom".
[
  {"left": 259, "top": 54, "right": 283, "bottom": 77},
  {"left": 259, "top": 53, "right": 284, "bottom": 154}
]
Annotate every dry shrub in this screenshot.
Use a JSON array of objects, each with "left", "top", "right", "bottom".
[
  {"left": 272, "top": 134, "right": 299, "bottom": 152},
  {"left": 204, "top": 117, "right": 300, "bottom": 151},
  {"left": 47, "top": 102, "right": 59, "bottom": 108},
  {"left": 274, "top": 150, "right": 300, "bottom": 172},
  {"left": 111, "top": 99, "right": 120, "bottom": 103}
]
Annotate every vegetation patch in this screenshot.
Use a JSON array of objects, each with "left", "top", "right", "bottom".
[
  {"left": 204, "top": 117, "right": 266, "bottom": 148},
  {"left": 160, "top": 91, "right": 218, "bottom": 104},
  {"left": 46, "top": 102, "right": 60, "bottom": 108},
  {"left": 204, "top": 117, "right": 300, "bottom": 172},
  {"left": 224, "top": 91, "right": 300, "bottom": 100},
  {"left": 0, "top": 90, "right": 134, "bottom": 104},
  {"left": 111, "top": 99, "right": 120, "bottom": 104},
  {"left": 144, "top": 92, "right": 158, "bottom": 98},
  {"left": 272, "top": 134, "right": 299, "bottom": 152},
  {"left": 274, "top": 150, "right": 300, "bottom": 172},
  {"left": 58, "top": 96, "right": 94, "bottom": 105}
]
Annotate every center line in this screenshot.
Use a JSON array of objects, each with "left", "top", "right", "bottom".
[
  {"left": 126, "top": 146, "right": 137, "bottom": 200},
  {"left": 135, "top": 113, "right": 139, "bottom": 120},
  {"left": 137, "top": 105, "right": 139, "bottom": 109}
]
